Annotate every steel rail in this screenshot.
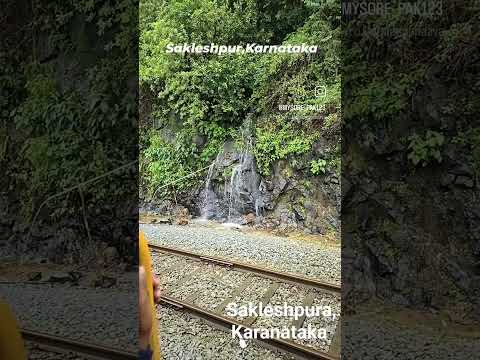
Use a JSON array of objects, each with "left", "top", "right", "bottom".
[
  {"left": 21, "top": 328, "right": 137, "bottom": 360},
  {"left": 159, "top": 294, "right": 339, "bottom": 360},
  {"left": 148, "top": 243, "right": 340, "bottom": 293}
]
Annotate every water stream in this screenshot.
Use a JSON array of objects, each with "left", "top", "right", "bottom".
[
  {"left": 200, "top": 118, "right": 264, "bottom": 223},
  {"left": 200, "top": 154, "right": 221, "bottom": 219}
]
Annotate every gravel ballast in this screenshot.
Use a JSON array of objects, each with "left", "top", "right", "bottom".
[
  {"left": 149, "top": 236, "right": 341, "bottom": 357},
  {"left": 0, "top": 283, "right": 137, "bottom": 351},
  {"left": 343, "top": 315, "right": 480, "bottom": 360},
  {"left": 157, "top": 305, "right": 295, "bottom": 360},
  {"left": 142, "top": 223, "right": 340, "bottom": 284}
]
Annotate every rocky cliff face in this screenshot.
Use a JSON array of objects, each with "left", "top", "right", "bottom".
[
  {"left": 146, "top": 133, "right": 341, "bottom": 238},
  {"left": 343, "top": 123, "right": 480, "bottom": 321},
  {"left": 341, "top": 2, "right": 480, "bottom": 322}
]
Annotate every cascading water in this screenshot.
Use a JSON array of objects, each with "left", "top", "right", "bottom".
[
  {"left": 228, "top": 163, "right": 243, "bottom": 220},
  {"left": 204, "top": 162, "right": 215, "bottom": 193},
  {"left": 254, "top": 197, "right": 264, "bottom": 217},
  {"left": 226, "top": 149, "right": 264, "bottom": 222},
  {"left": 200, "top": 118, "right": 265, "bottom": 223},
  {"left": 200, "top": 154, "right": 220, "bottom": 219}
]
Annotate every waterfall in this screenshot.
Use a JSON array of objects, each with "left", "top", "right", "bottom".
[
  {"left": 227, "top": 149, "right": 264, "bottom": 222},
  {"left": 228, "top": 163, "right": 243, "bottom": 220},
  {"left": 199, "top": 118, "right": 265, "bottom": 223},
  {"left": 204, "top": 162, "right": 215, "bottom": 194},
  {"left": 200, "top": 154, "right": 220, "bottom": 219},
  {"left": 254, "top": 197, "right": 263, "bottom": 217}
]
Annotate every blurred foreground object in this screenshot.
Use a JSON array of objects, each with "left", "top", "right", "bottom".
[
  {"left": 139, "top": 231, "right": 161, "bottom": 360},
  {"left": 0, "top": 302, "right": 27, "bottom": 360}
]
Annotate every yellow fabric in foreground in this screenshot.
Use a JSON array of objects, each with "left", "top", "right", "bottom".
[
  {"left": 139, "top": 231, "right": 161, "bottom": 360},
  {"left": 0, "top": 302, "right": 27, "bottom": 360}
]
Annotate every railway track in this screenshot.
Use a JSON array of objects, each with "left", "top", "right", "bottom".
[
  {"left": 21, "top": 329, "right": 137, "bottom": 360},
  {"left": 0, "top": 280, "right": 137, "bottom": 359},
  {"left": 149, "top": 243, "right": 341, "bottom": 360},
  {"left": 149, "top": 244, "right": 340, "bottom": 293}
]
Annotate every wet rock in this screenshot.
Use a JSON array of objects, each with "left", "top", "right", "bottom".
[
  {"left": 293, "top": 205, "right": 306, "bottom": 221},
  {"left": 272, "top": 172, "right": 288, "bottom": 194},
  {"left": 365, "top": 237, "right": 395, "bottom": 275},
  {"left": 392, "top": 256, "right": 411, "bottom": 291},
  {"left": 241, "top": 213, "right": 256, "bottom": 225},
  {"left": 260, "top": 179, "right": 274, "bottom": 192},
  {"left": 444, "top": 259, "right": 471, "bottom": 292},
  {"left": 327, "top": 174, "right": 340, "bottom": 185},
  {"left": 174, "top": 206, "right": 190, "bottom": 218},
  {"left": 175, "top": 217, "right": 189, "bottom": 226},
  {"left": 345, "top": 255, "right": 376, "bottom": 304}
]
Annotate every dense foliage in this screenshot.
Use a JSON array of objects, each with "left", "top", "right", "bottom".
[
  {"left": 343, "top": 0, "right": 480, "bottom": 169},
  {"left": 1, "top": 1, "right": 138, "bottom": 236},
  {"left": 140, "top": 0, "right": 341, "bottom": 198}
]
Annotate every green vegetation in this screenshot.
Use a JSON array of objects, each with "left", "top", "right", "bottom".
[
  {"left": 140, "top": 0, "right": 341, "bottom": 198},
  {"left": 253, "top": 119, "right": 320, "bottom": 175},
  {"left": 2, "top": 1, "right": 137, "bottom": 219},
  {"left": 310, "top": 159, "right": 327, "bottom": 176},
  {"left": 343, "top": 1, "right": 480, "bottom": 171},
  {"left": 407, "top": 131, "right": 444, "bottom": 167}
]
